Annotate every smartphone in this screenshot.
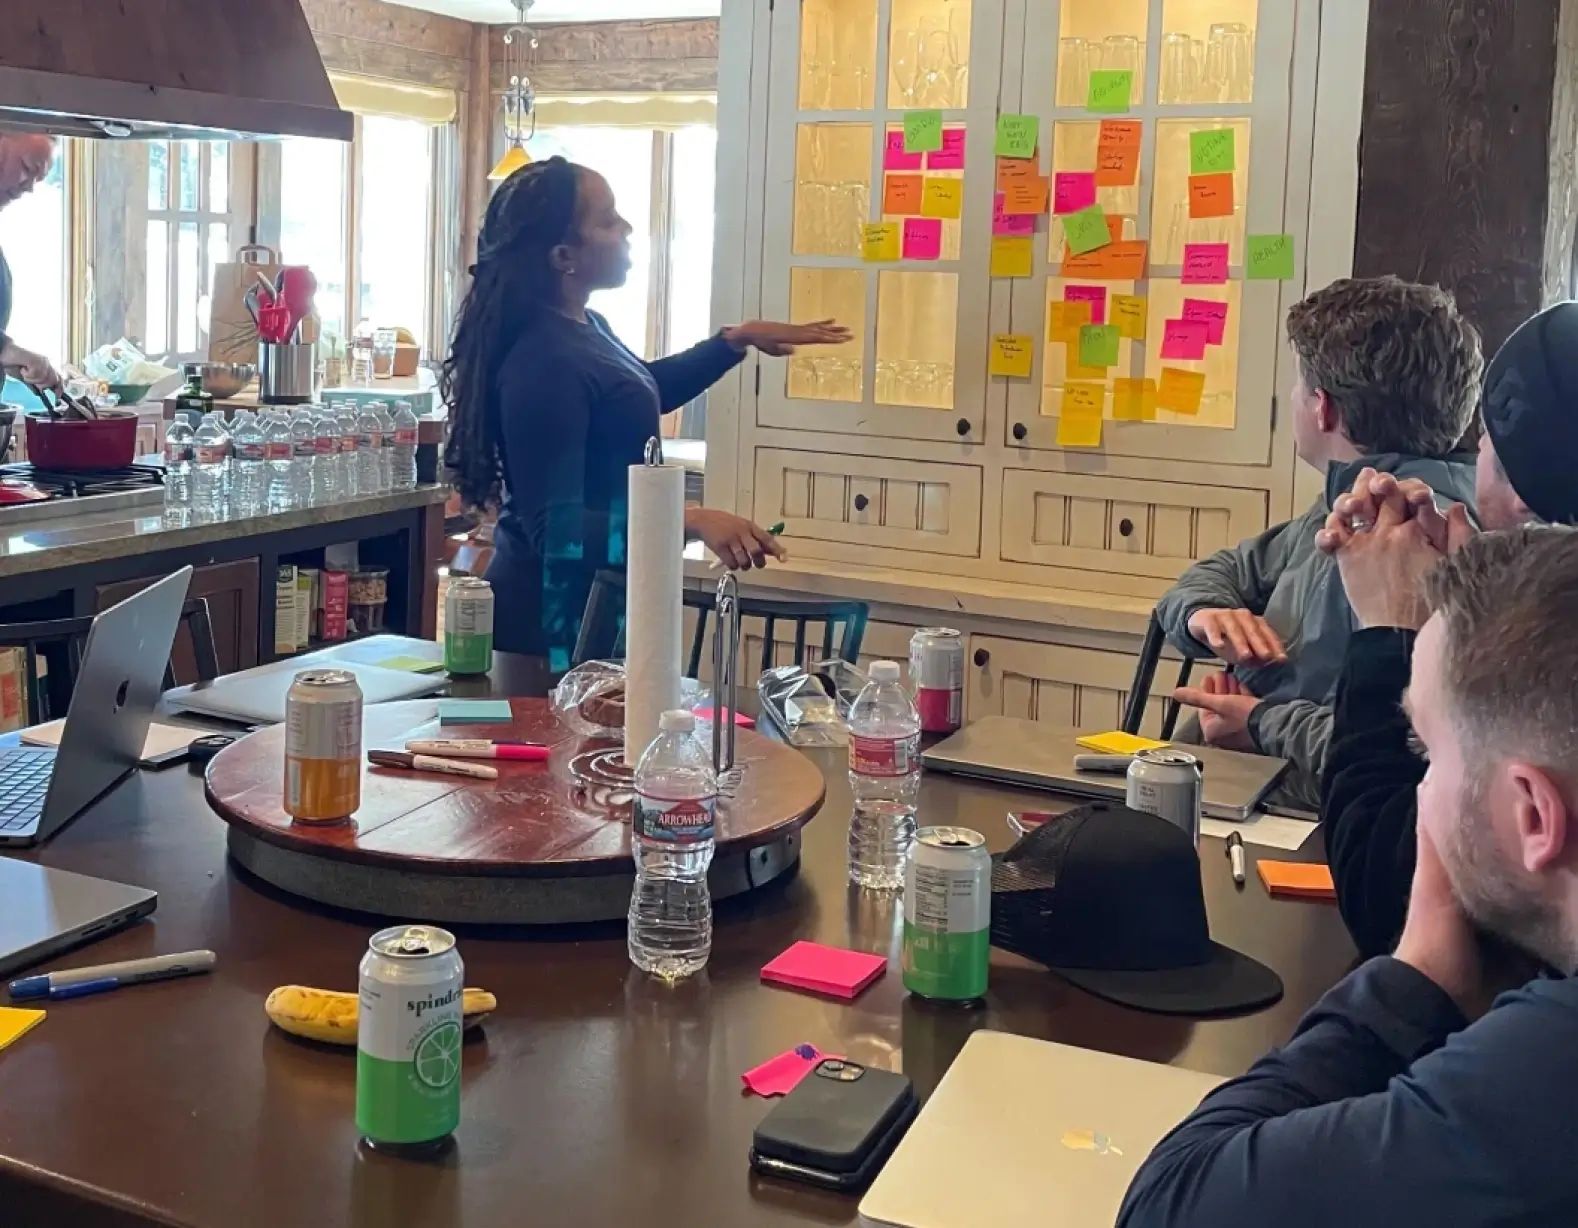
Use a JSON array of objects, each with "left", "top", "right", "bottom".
[{"left": 750, "top": 1059, "right": 918, "bottom": 1193}]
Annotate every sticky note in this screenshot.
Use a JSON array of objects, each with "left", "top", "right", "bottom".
[
  {"left": 374, "top": 655, "right": 445, "bottom": 674},
  {"left": 1158, "top": 367, "right": 1207, "bottom": 415},
  {"left": 863, "top": 222, "right": 902, "bottom": 262},
  {"left": 1047, "top": 299, "right": 1092, "bottom": 344},
  {"left": 921, "top": 177, "right": 964, "bottom": 219},
  {"left": 1113, "top": 377, "right": 1158, "bottom": 421},
  {"left": 1182, "top": 242, "right": 1230, "bottom": 285},
  {"left": 1065, "top": 284, "right": 1107, "bottom": 325},
  {"left": 927, "top": 128, "right": 967, "bottom": 170},
  {"left": 1247, "top": 233, "right": 1297, "bottom": 280},
  {"left": 1003, "top": 176, "right": 1049, "bottom": 216},
  {"left": 1077, "top": 731, "right": 1169, "bottom": 755},
  {"left": 0, "top": 1007, "right": 45, "bottom": 1053},
  {"left": 996, "top": 155, "right": 1041, "bottom": 191},
  {"left": 1188, "top": 172, "right": 1235, "bottom": 220},
  {"left": 761, "top": 941, "right": 888, "bottom": 999},
  {"left": 884, "top": 129, "right": 924, "bottom": 171},
  {"left": 1257, "top": 861, "right": 1337, "bottom": 901},
  {"left": 1190, "top": 128, "right": 1236, "bottom": 174},
  {"left": 992, "top": 192, "right": 1036, "bottom": 236},
  {"left": 1112, "top": 294, "right": 1147, "bottom": 340},
  {"left": 1064, "top": 239, "right": 1148, "bottom": 280},
  {"left": 989, "top": 333, "right": 1035, "bottom": 378},
  {"left": 1079, "top": 324, "right": 1121, "bottom": 369},
  {"left": 902, "top": 217, "right": 943, "bottom": 260},
  {"left": 1065, "top": 356, "right": 1110, "bottom": 381},
  {"left": 1062, "top": 205, "right": 1112, "bottom": 255},
  {"left": 990, "top": 235, "right": 1034, "bottom": 278},
  {"left": 1096, "top": 119, "right": 1143, "bottom": 187},
  {"left": 1181, "top": 297, "right": 1230, "bottom": 344},
  {"left": 1058, "top": 384, "right": 1106, "bottom": 448},
  {"left": 882, "top": 173, "right": 924, "bottom": 215},
  {"left": 1053, "top": 171, "right": 1097, "bottom": 215},
  {"left": 995, "top": 113, "right": 1039, "bottom": 159},
  {"left": 437, "top": 698, "right": 514, "bottom": 724},
  {"left": 903, "top": 109, "right": 944, "bottom": 153},
  {"left": 1086, "top": 70, "right": 1133, "bottom": 114},
  {"left": 1161, "top": 319, "right": 1210, "bottom": 361}
]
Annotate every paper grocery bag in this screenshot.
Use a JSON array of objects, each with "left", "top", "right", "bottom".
[{"left": 208, "top": 243, "right": 282, "bottom": 365}]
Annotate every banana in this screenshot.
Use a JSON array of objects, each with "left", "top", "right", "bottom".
[{"left": 265, "top": 985, "right": 497, "bottom": 1047}]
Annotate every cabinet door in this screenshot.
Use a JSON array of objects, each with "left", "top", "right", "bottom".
[
  {"left": 966, "top": 633, "right": 1176, "bottom": 736},
  {"left": 96, "top": 559, "right": 261, "bottom": 681},
  {"left": 1004, "top": 0, "right": 1298, "bottom": 467},
  {"left": 759, "top": 0, "right": 1004, "bottom": 444}
]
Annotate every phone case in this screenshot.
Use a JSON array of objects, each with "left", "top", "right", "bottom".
[{"left": 750, "top": 1059, "right": 917, "bottom": 1187}]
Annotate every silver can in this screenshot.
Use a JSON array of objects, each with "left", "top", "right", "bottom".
[
  {"left": 903, "top": 827, "right": 991, "bottom": 1002},
  {"left": 1126, "top": 749, "right": 1203, "bottom": 847},
  {"left": 284, "top": 668, "right": 363, "bottom": 823},
  {"left": 909, "top": 627, "right": 964, "bottom": 734}
]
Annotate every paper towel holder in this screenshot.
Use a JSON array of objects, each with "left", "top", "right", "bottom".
[
  {"left": 711, "top": 572, "right": 742, "bottom": 785},
  {"left": 644, "top": 436, "right": 664, "bottom": 466}
]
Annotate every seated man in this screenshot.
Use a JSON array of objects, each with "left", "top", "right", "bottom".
[
  {"left": 1156, "top": 276, "right": 1480, "bottom": 805},
  {"left": 1319, "top": 302, "right": 1578, "bottom": 957},
  {"left": 1120, "top": 526, "right": 1578, "bottom": 1228}
]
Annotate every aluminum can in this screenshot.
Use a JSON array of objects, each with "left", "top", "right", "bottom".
[
  {"left": 902, "top": 826, "right": 991, "bottom": 1001},
  {"left": 909, "top": 627, "right": 964, "bottom": 734},
  {"left": 444, "top": 577, "right": 495, "bottom": 676},
  {"left": 283, "top": 668, "right": 362, "bottom": 822},
  {"left": 1125, "top": 748, "right": 1203, "bottom": 847}
]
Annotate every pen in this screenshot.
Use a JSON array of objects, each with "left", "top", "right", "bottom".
[
  {"left": 710, "top": 521, "right": 785, "bottom": 569},
  {"left": 1227, "top": 832, "right": 1246, "bottom": 887},
  {"left": 8, "top": 950, "right": 216, "bottom": 1002},
  {"left": 368, "top": 750, "right": 499, "bottom": 780},
  {"left": 404, "top": 739, "right": 549, "bottom": 762}
]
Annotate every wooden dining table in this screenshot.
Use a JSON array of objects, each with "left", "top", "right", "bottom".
[{"left": 0, "top": 651, "right": 1355, "bottom": 1228}]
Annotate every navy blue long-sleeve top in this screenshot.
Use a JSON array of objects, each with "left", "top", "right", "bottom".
[{"left": 482, "top": 309, "right": 742, "bottom": 668}]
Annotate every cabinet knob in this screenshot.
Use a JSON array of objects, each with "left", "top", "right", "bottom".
[
  {"left": 1012, "top": 422, "right": 1028, "bottom": 442},
  {"left": 973, "top": 648, "right": 990, "bottom": 668},
  {"left": 956, "top": 418, "right": 971, "bottom": 437},
  {"left": 1118, "top": 518, "right": 1135, "bottom": 538},
  {"left": 853, "top": 493, "right": 870, "bottom": 512}
]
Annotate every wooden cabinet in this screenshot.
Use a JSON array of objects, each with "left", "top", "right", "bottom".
[
  {"left": 96, "top": 559, "right": 261, "bottom": 683},
  {"left": 965, "top": 632, "right": 1176, "bottom": 737}
]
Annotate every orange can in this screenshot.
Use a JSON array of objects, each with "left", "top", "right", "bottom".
[{"left": 284, "top": 668, "right": 363, "bottom": 823}]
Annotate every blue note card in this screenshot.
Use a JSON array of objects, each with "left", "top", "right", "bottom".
[{"left": 437, "top": 699, "right": 514, "bottom": 725}]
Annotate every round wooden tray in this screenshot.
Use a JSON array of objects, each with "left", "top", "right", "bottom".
[{"left": 205, "top": 699, "right": 826, "bottom": 924}]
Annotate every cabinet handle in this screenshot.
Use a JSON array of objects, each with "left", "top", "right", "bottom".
[
  {"left": 956, "top": 418, "right": 971, "bottom": 437},
  {"left": 853, "top": 493, "right": 870, "bottom": 512},
  {"left": 973, "top": 648, "right": 990, "bottom": 667},
  {"left": 1118, "top": 518, "right": 1135, "bottom": 538},
  {"left": 1012, "top": 422, "right": 1028, "bottom": 442}
]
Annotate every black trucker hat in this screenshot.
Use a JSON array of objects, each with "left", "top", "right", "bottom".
[
  {"left": 1482, "top": 302, "right": 1578, "bottom": 525},
  {"left": 990, "top": 802, "right": 1284, "bottom": 1017}
]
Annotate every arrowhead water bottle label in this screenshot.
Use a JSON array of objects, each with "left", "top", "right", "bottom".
[
  {"left": 634, "top": 794, "right": 716, "bottom": 844},
  {"left": 849, "top": 735, "right": 912, "bottom": 777}
]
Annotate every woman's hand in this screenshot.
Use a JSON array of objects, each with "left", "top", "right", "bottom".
[
  {"left": 724, "top": 318, "right": 852, "bottom": 357},
  {"left": 685, "top": 508, "right": 788, "bottom": 571}
]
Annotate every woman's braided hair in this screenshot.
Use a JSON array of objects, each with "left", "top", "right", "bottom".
[{"left": 441, "top": 155, "right": 582, "bottom": 511}]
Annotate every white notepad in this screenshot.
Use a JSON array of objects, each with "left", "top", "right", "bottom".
[{"left": 22, "top": 719, "right": 198, "bottom": 764}]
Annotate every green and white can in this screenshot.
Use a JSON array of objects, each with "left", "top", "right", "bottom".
[
  {"left": 902, "top": 827, "right": 990, "bottom": 1002},
  {"left": 356, "top": 924, "right": 464, "bottom": 1152},
  {"left": 444, "top": 577, "right": 494, "bottom": 675}
]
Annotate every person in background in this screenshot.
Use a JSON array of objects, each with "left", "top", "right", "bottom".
[
  {"left": 442, "top": 156, "right": 850, "bottom": 668},
  {"left": 1119, "top": 526, "right": 1578, "bottom": 1228},
  {"left": 0, "top": 133, "right": 62, "bottom": 391},
  {"left": 1156, "top": 276, "right": 1480, "bottom": 806},
  {"left": 1317, "top": 302, "right": 1578, "bottom": 958}
]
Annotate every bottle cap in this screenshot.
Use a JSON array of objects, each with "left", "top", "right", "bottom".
[
  {"left": 659, "top": 709, "right": 696, "bottom": 733},
  {"left": 869, "top": 661, "right": 901, "bottom": 682}
]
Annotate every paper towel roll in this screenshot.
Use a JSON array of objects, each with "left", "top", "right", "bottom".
[{"left": 624, "top": 460, "right": 686, "bottom": 767}]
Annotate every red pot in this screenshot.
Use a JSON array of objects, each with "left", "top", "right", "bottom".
[{"left": 24, "top": 410, "right": 139, "bottom": 471}]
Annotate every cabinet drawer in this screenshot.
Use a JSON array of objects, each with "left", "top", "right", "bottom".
[
  {"left": 754, "top": 448, "right": 982, "bottom": 557},
  {"left": 999, "top": 471, "right": 1268, "bottom": 580},
  {"left": 965, "top": 634, "right": 1179, "bottom": 738}
]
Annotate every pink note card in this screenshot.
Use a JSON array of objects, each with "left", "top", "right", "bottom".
[
  {"left": 1182, "top": 243, "right": 1230, "bottom": 285},
  {"left": 992, "top": 193, "right": 1036, "bottom": 236},
  {"left": 693, "top": 706, "right": 755, "bottom": 728},
  {"left": 1181, "top": 298, "right": 1230, "bottom": 345},
  {"left": 902, "top": 217, "right": 943, "bottom": 260},
  {"left": 1065, "top": 284, "right": 1108, "bottom": 326},
  {"left": 1053, "top": 171, "right": 1097, "bottom": 215},
  {"left": 884, "top": 130, "right": 924, "bottom": 171},
  {"left": 761, "top": 941, "right": 888, "bottom": 1000},
  {"left": 1160, "top": 318, "right": 1210, "bottom": 360},
  {"left": 927, "top": 128, "right": 966, "bottom": 170},
  {"left": 742, "top": 1044, "right": 843, "bottom": 1098}
]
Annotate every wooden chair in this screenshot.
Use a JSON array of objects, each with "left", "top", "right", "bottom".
[{"left": 1119, "top": 611, "right": 1206, "bottom": 740}]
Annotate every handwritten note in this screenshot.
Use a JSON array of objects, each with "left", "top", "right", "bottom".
[
  {"left": 1113, "top": 377, "right": 1157, "bottom": 422},
  {"left": 1181, "top": 298, "right": 1230, "bottom": 344},
  {"left": 989, "top": 333, "right": 1034, "bottom": 378},
  {"left": 884, "top": 130, "right": 924, "bottom": 171},
  {"left": 927, "top": 128, "right": 966, "bottom": 170},
  {"left": 1096, "top": 119, "right": 1143, "bottom": 187},
  {"left": 902, "top": 217, "right": 942, "bottom": 260},
  {"left": 862, "top": 222, "right": 901, "bottom": 263},
  {"left": 904, "top": 110, "right": 944, "bottom": 154},
  {"left": 1003, "top": 176, "right": 1049, "bottom": 215},
  {"left": 1047, "top": 299, "right": 1093, "bottom": 344},
  {"left": 996, "top": 156, "right": 1041, "bottom": 191},
  {"left": 1058, "top": 383, "right": 1106, "bottom": 448},
  {"left": 1062, "top": 205, "right": 1112, "bottom": 256},
  {"left": 1160, "top": 319, "right": 1210, "bottom": 361},
  {"left": 1190, "top": 128, "right": 1236, "bottom": 175},
  {"left": 1079, "top": 324, "right": 1121, "bottom": 369},
  {"left": 1053, "top": 172, "right": 1096, "bottom": 215},
  {"left": 1188, "top": 172, "right": 1235, "bottom": 219},
  {"left": 1182, "top": 243, "right": 1230, "bottom": 285},
  {"left": 1158, "top": 367, "right": 1207, "bottom": 415},
  {"left": 992, "top": 193, "right": 1036, "bottom": 236},
  {"left": 882, "top": 173, "right": 924, "bottom": 216},
  {"left": 995, "top": 114, "right": 1039, "bottom": 159},
  {"left": 921, "top": 177, "right": 964, "bottom": 219},
  {"left": 1112, "top": 294, "right": 1147, "bottom": 340},
  {"left": 1247, "top": 234, "right": 1296, "bottom": 280},
  {"left": 990, "top": 235, "right": 1034, "bottom": 278},
  {"left": 1086, "top": 70, "right": 1133, "bottom": 114},
  {"left": 1064, "top": 239, "right": 1148, "bottom": 280},
  {"left": 1065, "top": 284, "right": 1107, "bottom": 326}
]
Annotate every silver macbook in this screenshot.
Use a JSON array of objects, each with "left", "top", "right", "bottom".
[
  {"left": 166, "top": 657, "right": 445, "bottom": 725},
  {"left": 0, "top": 857, "right": 157, "bottom": 980},
  {"left": 860, "top": 1031, "right": 1223, "bottom": 1228},
  {"left": 921, "top": 716, "right": 1288, "bottom": 821}
]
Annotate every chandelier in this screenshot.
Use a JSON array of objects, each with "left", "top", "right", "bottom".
[{"left": 488, "top": 0, "right": 538, "bottom": 181}]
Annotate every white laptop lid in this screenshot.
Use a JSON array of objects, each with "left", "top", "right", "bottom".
[{"left": 166, "top": 659, "right": 444, "bottom": 724}]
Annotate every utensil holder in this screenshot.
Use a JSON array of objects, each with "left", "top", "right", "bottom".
[{"left": 258, "top": 343, "right": 315, "bottom": 405}]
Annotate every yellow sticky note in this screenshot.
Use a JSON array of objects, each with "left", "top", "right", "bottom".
[
  {"left": 0, "top": 1007, "right": 45, "bottom": 1053},
  {"left": 1112, "top": 294, "right": 1147, "bottom": 341},
  {"left": 375, "top": 655, "right": 445, "bottom": 674},
  {"left": 1158, "top": 367, "right": 1207, "bottom": 415},
  {"left": 1076, "top": 731, "right": 1170, "bottom": 755},
  {"left": 990, "top": 235, "right": 1034, "bottom": 278},
  {"left": 989, "top": 333, "right": 1035, "bottom": 378},
  {"left": 862, "top": 222, "right": 902, "bottom": 262},
  {"left": 1057, "top": 383, "right": 1106, "bottom": 448},
  {"left": 1047, "top": 300, "right": 1093, "bottom": 344},
  {"left": 921, "top": 177, "right": 964, "bottom": 220},
  {"left": 1064, "top": 354, "right": 1109, "bottom": 381},
  {"left": 1113, "top": 377, "right": 1158, "bottom": 421}
]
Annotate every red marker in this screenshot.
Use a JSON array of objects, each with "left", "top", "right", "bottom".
[{"left": 404, "top": 739, "right": 550, "bottom": 762}]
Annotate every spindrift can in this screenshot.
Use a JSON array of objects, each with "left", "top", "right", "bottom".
[
  {"left": 444, "top": 577, "right": 495, "bottom": 675},
  {"left": 902, "top": 827, "right": 990, "bottom": 1002},
  {"left": 909, "top": 628, "right": 964, "bottom": 734},
  {"left": 356, "top": 925, "right": 464, "bottom": 1154},
  {"left": 1126, "top": 748, "right": 1203, "bottom": 847}
]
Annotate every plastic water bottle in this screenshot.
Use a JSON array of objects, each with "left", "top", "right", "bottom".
[
  {"left": 163, "top": 416, "right": 194, "bottom": 513},
  {"left": 264, "top": 409, "right": 296, "bottom": 512},
  {"left": 847, "top": 660, "right": 921, "bottom": 890},
  {"left": 390, "top": 400, "right": 419, "bottom": 490},
  {"left": 356, "top": 403, "right": 384, "bottom": 495},
  {"left": 337, "top": 403, "right": 361, "bottom": 496},
  {"left": 190, "top": 412, "right": 230, "bottom": 522},
  {"left": 290, "top": 408, "right": 317, "bottom": 507},
  {"left": 313, "top": 405, "right": 341, "bottom": 502},
  {"left": 373, "top": 400, "right": 398, "bottom": 492},
  {"left": 629, "top": 709, "right": 718, "bottom": 979}
]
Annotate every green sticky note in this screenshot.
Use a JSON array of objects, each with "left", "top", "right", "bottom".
[
  {"left": 1247, "top": 234, "right": 1297, "bottom": 280},
  {"left": 1079, "top": 324, "right": 1121, "bottom": 369},
  {"left": 995, "top": 113, "right": 1039, "bottom": 159},
  {"left": 1062, "top": 205, "right": 1112, "bottom": 256},
  {"left": 1086, "top": 70, "right": 1133, "bottom": 114},
  {"left": 375, "top": 655, "right": 445, "bottom": 674},
  {"left": 1190, "top": 128, "right": 1236, "bottom": 174},
  {"left": 903, "top": 109, "right": 944, "bottom": 153}
]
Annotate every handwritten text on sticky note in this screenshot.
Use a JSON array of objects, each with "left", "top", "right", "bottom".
[
  {"left": 1079, "top": 324, "right": 1121, "bottom": 369},
  {"left": 904, "top": 110, "right": 944, "bottom": 153},
  {"left": 884, "top": 130, "right": 924, "bottom": 171},
  {"left": 1053, "top": 172, "right": 1096, "bottom": 215},
  {"left": 1182, "top": 243, "right": 1230, "bottom": 285},
  {"left": 1086, "top": 70, "right": 1133, "bottom": 114},
  {"left": 1062, "top": 206, "right": 1112, "bottom": 256},
  {"left": 1247, "top": 234, "right": 1296, "bottom": 280},
  {"left": 997, "top": 155, "right": 1041, "bottom": 191},
  {"left": 927, "top": 127, "right": 966, "bottom": 169},
  {"left": 1096, "top": 120, "right": 1143, "bottom": 187},
  {"left": 921, "top": 177, "right": 964, "bottom": 219},
  {"left": 989, "top": 333, "right": 1034, "bottom": 378},
  {"left": 995, "top": 114, "right": 1039, "bottom": 158},
  {"left": 1003, "top": 176, "right": 1049, "bottom": 216},
  {"left": 1058, "top": 384, "right": 1106, "bottom": 448},
  {"left": 902, "top": 217, "right": 942, "bottom": 260},
  {"left": 1112, "top": 294, "right": 1147, "bottom": 340},
  {"left": 862, "top": 222, "right": 901, "bottom": 262},
  {"left": 1048, "top": 299, "right": 1092, "bottom": 344},
  {"left": 1190, "top": 128, "right": 1236, "bottom": 174},
  {"left": 1160, "top": 319, "right": 1210, "bottom": 361},
  {"left": 1065, "top": 284, "right": 1107, "bottom": 326},
  {"left": 1188, "top": 172, "right": 1235, "bottom": 219},
  {"left": 1181, "top": 298, "right": 1230, "bottom": 344},
  {"left": 993, "top": 193, "right": 1036, "bottom": 236},
  {"left": 883, "top": 173, "right": 923, "bottom": 216}
]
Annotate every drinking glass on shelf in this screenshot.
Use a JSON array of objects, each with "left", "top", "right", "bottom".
[
  {"left": 934, "top": 363, "right": 956, "bottom": 408},
  {"left": 1207, "top": 23, "right": 1256, "bottom": 103},
  {"left": 836, "top": 181, "right": 869, "bottom": 255},
  {"left": 1058, "top": 38, "right": 1095, "bottom": 107},
  {"left": 1160, "top": 32, "right": 1200, "bottom": 104},
  {"left": 829, "top": 357, "right": 863, "bottom": 401},
  {"left": 875, "top": 359, "right": 897, "bottom": 404},
  {"left": 802, "top": 11, "right": 832, "bottom": 108},
  {"left": 947, "top": 3, "right": 970, "bottom": 106},
  {"left": 1101, "top": 35, "right": 1142, "bottom": 104},
  {"left": 892, "top": 27, "right": 922, "bottom": 107},
  {"left": 920, "top": 21, "right": 953, "bottom": 107}
]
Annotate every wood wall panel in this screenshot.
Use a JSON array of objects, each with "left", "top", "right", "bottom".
[
  {"left": 300, "top": 0, "right": 472, "bottom": 93},
  {"left": 492, "top": 18, "right": 720, "bottom": 94}
]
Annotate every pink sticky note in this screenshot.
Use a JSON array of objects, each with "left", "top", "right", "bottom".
[
  {"left": 1161, "top": 318, "right": 1210, "bottom": 360},
  {"left": 902, "top": 217, "right": 943, "bottom": 260},
  {"left": 761, "top": 941, "right": 888, "bottom": 1000},
  {"left": 1053, "top": 171, "right": 1097, "bottom": 215},
  {"left": 743, "top": 1044, "right": 844, "bottom": 1098},
  {"left": 992, "top": 192, "right": 1036, "bottom": 236},
  {"left": 884, "top": 130, "right": 924, "bottom": 171},
  {"left": 926, "top": 128, "right": 966, "bottom": 170},
  {"left": 1065, "top": 284, "right": 1108, "bottom": 326},
  {"left": 1182, "top": 243, "right": 1230, "bottom": 285},
  {"left": 1181, "top": 298, "right": 1230, "bottom": 345},
  {"left": 693, "top": 706, "right": 754, "bottom": 728}
]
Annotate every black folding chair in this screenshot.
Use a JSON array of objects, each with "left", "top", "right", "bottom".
[{"left": 1119, "top": 611, "right": 1208, "bottom": 739}]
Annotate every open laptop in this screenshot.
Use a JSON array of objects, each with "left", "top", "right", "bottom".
[
  {"left": 859, "top": 1031, "right": 1223, "bottom": 1228},
  {"left": 0, "top": 857, "right": 157, "bottom": 979},
  {"left": 921, "top": 716, "right": 1288, "bottom": 821},
  {"left": 0, "top": 565, "right": 192, "bottom": 848}
]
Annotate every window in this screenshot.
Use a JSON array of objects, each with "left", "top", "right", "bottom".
[
  {"left": 358, "top": 115, "right": 435, "bottom": 342},
  {"left": 667, "top": 126, "right": 719, "bottom": 355},
  {"left": 279, "top": 137, "right": 350, "bottom": 343},
  {"left": 0, "top": 145, "right": 68, "bottom": 364},
  {"left": 144, "top": 140, "right": 238, "bottom": 363}
]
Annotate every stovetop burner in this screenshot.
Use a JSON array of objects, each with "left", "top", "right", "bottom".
[{"left": 0, "top": 461, "right": 165, "bottom": 499}]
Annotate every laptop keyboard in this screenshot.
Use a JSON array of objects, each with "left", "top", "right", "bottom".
[{"left": 0, "top": 749, "right": 56, "bottom": 832}]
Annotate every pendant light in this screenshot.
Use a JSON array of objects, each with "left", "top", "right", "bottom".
[{"left": 488, "top": 0, "right": 538, "bottom": 182}]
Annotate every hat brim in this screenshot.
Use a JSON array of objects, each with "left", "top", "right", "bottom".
[{"left": 1048, "top": 942, "right": 1284, "bottom": 1018}]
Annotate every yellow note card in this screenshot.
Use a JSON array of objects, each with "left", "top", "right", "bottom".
[
  {"left": 0, "top": 1007, "right": 45, "bottom": 1053},
  {"left": 1047, "top": 300, "right": 1093, "bottom": 344},
  {"left": 1076, "top": 731, "right": 1170, "bottom": 755},
  {"left": 989, "top": 333, "right": 1035, "bottom": 378},
  {"left": 1158, "top": 367, "right": 1207, "bottom": 415},
  {"left": 1113, "top": 377, "right": 1158, "bottom": 421},
  {"left": 1111, "top": 294, "right": 1147, "bottom": 341},
  {"left": 862, "top": 222, "right": 902, "bottom": 262},
  {"left": 921, "top": 177, "right": 964, "bottom": 220},
  {"left": 1058, "top": 383, "right": 1106, "bottom": 448},
  {"left": 990, "top": 235, "right": 1034, "bottom": 278}
]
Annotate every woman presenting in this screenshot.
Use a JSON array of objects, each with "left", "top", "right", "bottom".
[{"left": 443, "top": 156, "right": 849, "bottom": 665}]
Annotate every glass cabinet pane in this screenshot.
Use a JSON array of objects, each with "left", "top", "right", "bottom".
[
  {"left": 876, "top": 271, "right": 958, "bottom": 408},
  {"left": 794, "top": 124, "right": 873, "bottom": 257},
  {"left": 789, "top": 269, "right": 867, "bottom": 401},
  {"left": 1057, "top": 0, "right": 1146, "bottom": 107},
  {"left": 880, "top": 123, "right": 964, "bottom": 260},
  {"left": 887, "top": 0, "right": 972, "bottom": 109},
  {"left": 1148, "top": 118, "right": 1250, "bottom": 266},
  {"left": 800, "top": 0, "right": 879, "bottom": 110},
  {"left": 1143, "top": 281, "right": 1242, "bottom": 428},
  {"left": 1159, "top": 0, "right": 1258, "bottom": 104}
]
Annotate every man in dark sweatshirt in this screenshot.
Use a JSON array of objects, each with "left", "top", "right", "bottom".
[{"left": 1119, "top": 525, "right": 1578, "bottom": 1228}]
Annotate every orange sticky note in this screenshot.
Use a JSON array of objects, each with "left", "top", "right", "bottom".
[
  {"left": 1063, "top": 239, "right": 1149, "bottom": 280},
  {"left": 1057, "top": 383, "right": 1106, "bottom": 448},
  {"left": 1003, "top": 175, "right": 1050, "bottom": 216},
  {"left": 921, "top": 177, "right": 964, "bottom": 220},
  {"left": 1188, "top": 172, "right": 1235, "bottom": 220},
  {"left": 1096, "top": 119, "right": 1143, "bottom": 187},
  {"left": 996, "top": 155, "right": 1041, "bottom": 192},
  {"left": 1257, "top": 861, "right": 1336, "bottom": 901},
  {"left": 1113, "top": 377, "right": 1157, "bottom": 421},
  {"left": 989, "top": 333, "right": 1035, "bottom": 378},
  {"left": 1157, "top": 367, "right": 1207, "bottom": 415},
  {"left": 1111, "top": 294, "right": 1147, "bottom": 340},
  {"left": 1047, "top": 299, "right": 1093, "bottom": 344},
  {"left": 883, "top": 173, "right": 924, "bottom": 216},
  {"left": 990, "top": 235, "right": 1034, "bottom": 278}
]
